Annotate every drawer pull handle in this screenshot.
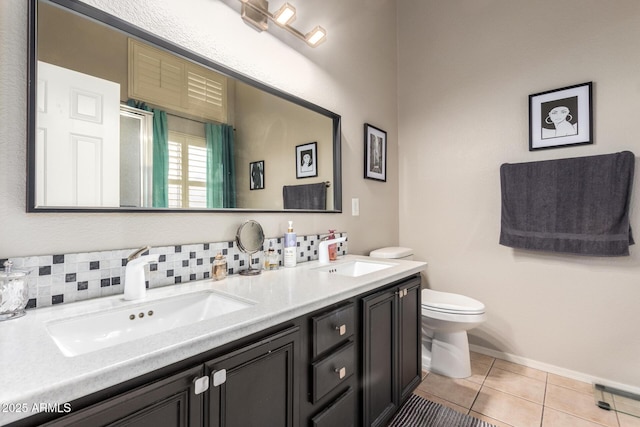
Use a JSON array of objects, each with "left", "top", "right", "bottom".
[
  {"left": 335, "top": 367, "right": 346, "bottom": 379},
  {"left": 335, "top": 324, "right": 347, "bottom": 336}
]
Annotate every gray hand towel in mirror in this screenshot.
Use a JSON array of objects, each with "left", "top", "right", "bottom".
[{"left": 283, "top": 183, "right": 327, "bottom": 210}]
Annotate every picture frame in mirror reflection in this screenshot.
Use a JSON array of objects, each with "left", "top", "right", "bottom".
[
  {"left": 296, "top": 142, "right": 318, "bottom": 179},
  {"left": 364, "top": 123, "right": 387, "bottom": 182},
  {"left": 249, "top": 160, "right": 265, "bottom": 190},
  {"left": 529, "top": 82, "right": 593, "bottom": 151}
]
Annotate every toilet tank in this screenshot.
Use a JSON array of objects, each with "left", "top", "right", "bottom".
[{"left": 369, "top": 247, "right": 414, "bottom": 260}]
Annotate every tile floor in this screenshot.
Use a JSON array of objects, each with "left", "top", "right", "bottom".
[{"left": 414, "top": 352, "right": 640, "bottom": 427}]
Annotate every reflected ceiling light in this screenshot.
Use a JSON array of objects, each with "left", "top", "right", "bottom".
[{"left": 239, "top": 0, "right": 326, "bottom": 47}]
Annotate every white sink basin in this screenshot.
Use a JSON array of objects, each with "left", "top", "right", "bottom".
[
  {"left": 46, "top": 291, "right": 254, "bottom": 357},
  {"left": 313, "top": 260, "right": 395, "bottom": 277}
]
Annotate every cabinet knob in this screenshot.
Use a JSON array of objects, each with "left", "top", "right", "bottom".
[
  {"left": 335, "top": 324, "right": 347, "bottom": 336},
  {"left": 193, "top": 376, "right": 210, "bottom": 395},
  {"left": 212, "top": 369, "right": 227, "bottom": 387},
  {"left": 334, "top": 367, "right": 346, "bottom": 379}
]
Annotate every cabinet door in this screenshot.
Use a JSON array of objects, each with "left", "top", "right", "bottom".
[
  {"left": 362, "top": 289, "right": 397, "bottom": 427},
  {"left": 206, "top": 327, "right": 299, "bottom": 427},
  {"left": 42, "top": 365, "right": 204, "bottom": 427},
  {"left": 399, "top": 277, "right": 422, "bottom": 402}
]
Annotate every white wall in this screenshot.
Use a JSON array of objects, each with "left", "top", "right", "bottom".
[
  {"left": 0, "top": 0, "right": 399, "bottom": 257},
  {"left": 398, "top": 0, "right": 640, "bottom": 389}
]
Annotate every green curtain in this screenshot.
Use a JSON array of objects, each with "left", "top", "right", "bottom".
[
  {"left": 126, "top": 100, "right": 168, "bottom": 208},
  {"left": 205, "top": 123, "right": 236, "bottom": 208},
  {"left": 151, "top": 110, "right": 168, "bottom": 208}
]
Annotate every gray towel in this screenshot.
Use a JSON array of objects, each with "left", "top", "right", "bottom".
[
  {"left": 283, "top": 183, "right": 326, "bottom": 210},
  {"left": 500, "top": 151, "right": 635, "bottom": 256}
]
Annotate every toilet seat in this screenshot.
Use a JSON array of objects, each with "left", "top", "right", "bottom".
[{"left": 421, "top": 289, "right": 485, "bottom": 315}]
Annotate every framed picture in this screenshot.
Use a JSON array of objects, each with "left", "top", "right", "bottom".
[
  {"left": 249, "top": 160, "right": 264, "bottom": 190},
  {"left": 529, "top": 82, "right": 593, "bottom": 151},
  {"left": 364, "top": 123, "right": 387, "bottom": 182},
  {"left": 295, "top": 142, "right": 317, "bottom": 179}
]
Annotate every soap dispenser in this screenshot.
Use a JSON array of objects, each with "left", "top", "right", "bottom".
[
  {"left": 284, "top": 221, "right": 297, "bottom": 268},
  {"left": 328, "top": 229, "right": 338, "bottom": 261}
]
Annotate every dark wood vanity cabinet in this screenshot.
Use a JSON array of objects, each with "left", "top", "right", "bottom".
[
  {"left": 362, "top": 275, "right": 422, "bottom": 427},
  {"left": 20, "top": 274, "right": 422, "bottom": 427},
  {"left": 304, "top": 303, "right": 358, "bottom": 427},
  {"left": 41, "top": 365, "right": 205, "bottom": 427},
  {"left": 38, "top": 328, "right": 299, "bottom": 427},
  {"left": 205, "top": 327, "right": 299, "bottom": 427}
]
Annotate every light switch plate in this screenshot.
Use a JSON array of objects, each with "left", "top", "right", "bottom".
[{"left": 352, "top": 198, "right": 359, "bottom": 216}]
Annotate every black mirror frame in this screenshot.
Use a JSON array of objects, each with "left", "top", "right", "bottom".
[{"left": 26, "top": 0, "right": 342, "bottom": 213}]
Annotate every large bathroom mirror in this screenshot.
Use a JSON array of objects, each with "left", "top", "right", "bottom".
[{"left": 27, "top": 0, "right": 341, "bottom": 213}]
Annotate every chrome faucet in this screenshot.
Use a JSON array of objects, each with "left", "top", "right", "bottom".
[
  {"left": 124, "top": 246, "right": 160, "bottom": 301},
  {"left": 318, "top": 237, "right": 346, "bottom": 265}
]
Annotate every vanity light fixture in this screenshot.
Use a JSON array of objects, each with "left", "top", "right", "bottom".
[
  {"left": 239, "top": 0, "right": 327, "bottom": 47},
  {"left": 273, "top": 3, "right": 296, "bottom": 26},
  {"left": 305, "top": 26, "right": 327, "bottom": 47}
]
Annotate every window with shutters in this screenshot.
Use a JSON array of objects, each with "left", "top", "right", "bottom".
[
  {"left": 168, "top": 131, "right": 207, "bottom": 208},
  {"left": 128, "top": 39, "right": 228, "bottom": 123}
]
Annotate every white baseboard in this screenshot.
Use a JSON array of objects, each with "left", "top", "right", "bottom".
[{"left": 469, "top": 344, "right": 640, "bottom": 396}]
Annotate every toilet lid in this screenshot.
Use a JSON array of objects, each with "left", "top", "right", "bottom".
[
  {"left": 369, "top": 247, "right": 413, "bottom": 259},
  {"left": 421, "top": 288, "right": 485, "bottom": 315}
]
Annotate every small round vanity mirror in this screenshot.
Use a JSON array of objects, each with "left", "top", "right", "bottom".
[{"left": 236, "top": 220, "right": 265, "bottom": 276}]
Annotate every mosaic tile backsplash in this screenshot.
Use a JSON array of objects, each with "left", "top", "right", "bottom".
[{"left": 1, "top": 232, "right": 347, "bottom": 310}]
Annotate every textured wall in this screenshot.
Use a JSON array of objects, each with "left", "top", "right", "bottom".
[
  {"left": 398, "top": 0, "right": 640, "bottom": 390},
  {"left": 0, "top": 0, "right": 399, "bottom": 257}
]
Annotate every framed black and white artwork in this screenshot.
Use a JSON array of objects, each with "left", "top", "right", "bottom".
[
  {"left": 295, "top": 142, "right": 317, "bottom": 179},
  {"left": 364, "top": 123, "right": 387, "bottom": 181},
  {"left": 529, "top": 82, "right": 593, "bottom": 151},
  {"left": 249, "top": 160, "right": 264, "bottom": 190}
]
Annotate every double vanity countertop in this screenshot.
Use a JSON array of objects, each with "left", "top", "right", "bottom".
[{"left": 0, "top": 255, "right": 426, "bottom": 425}]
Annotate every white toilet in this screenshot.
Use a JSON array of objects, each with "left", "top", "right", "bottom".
[
  {"left": 421, "top": 288, "right": 486, "bottom": 378},
  {"left": 369, "top": 247, "right": 486, "bottom": 379}
]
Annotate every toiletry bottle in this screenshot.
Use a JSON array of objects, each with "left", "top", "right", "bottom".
[
  {"left": 284, "top": 221, "right": 297, "bottom": 267},
  {"left": 328, "top": 229, "right": 337, "bottom": 261},
  {"left": 268, "top": 242, "right": 279, "bottom": 269},
  {"left": 264, "top": 242, "right": 278, "bottom": 270},
  {"left": 212, "top": 253, "right": 227, "bottom": 280}
]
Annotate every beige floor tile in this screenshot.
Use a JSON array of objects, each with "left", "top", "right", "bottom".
[
  {"left": 416, "top": 371, "right": 481, "bottom": 409},
  {"left": 548, "top": 372, "right": 592, "bottom": 395},
  {"left": 467, "top": 358, "right": 493, "bottom": 385},
  {"left": 619, "top": 412, "right": 640, "bottom": 427},
  {"left": 545, "top": 383, "right": 619, "bottom": 427},
  {"left": 413, "top": 388, "right": 469, "bottom": 415},
  {"left": 470, "top": 411, "right": 515, "bottom": 427},
  {"left": 472, "top": 386, "right": 543, "bottom": 427},
  {"left": 483, "top": 366, "right": 546, "bottom": 404},
  {"left": 542, "top": 407, "right": 613, "bottom": 427},
  {"left": 470, "top": 351, "right": 495, "bottom": 366},
  {"left": 493, "top": 358, "right": 548, "bottom": 382}
]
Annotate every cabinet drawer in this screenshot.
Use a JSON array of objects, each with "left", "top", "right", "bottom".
[
  {"left": 311, "top": 387, "right": 355, "bottom": 427},
  {"left": 312, "top": 303, "right": 355, "bottom": 357},
  {"left": 312, "top": 341, "right": 355, "bottom": 402}
]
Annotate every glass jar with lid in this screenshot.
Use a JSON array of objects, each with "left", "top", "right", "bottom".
[
  {"left": 212, "top": 253, "right": 227, "bottom": 281},
  {"left": 0, "top": 261, "right": 30, "bottom": 321}
]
